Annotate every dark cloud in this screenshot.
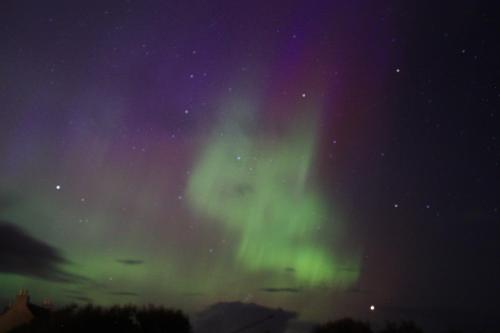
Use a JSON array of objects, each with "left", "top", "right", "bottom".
[
  {"left": 0, "top": 221, "right": 86, "bottom": 283},
  {"left": 109, "top": 291, "right": 139, "bottom": 297},
  {"left": 116, "top": 259, "right": 144, "bottom": 265},
  {"left": 195, "top": 302, "right": 297, "bottom": 333},
  {"left": 260, "top": 287, "right": 300, "bottom": 293},
  {"left": 62, "top": 289, "right": 84, "bottom": 296}
]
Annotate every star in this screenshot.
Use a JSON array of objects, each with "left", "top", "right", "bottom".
[
  {"left": 394, "top": 203, "right": 399, "bottom": 208},
  {"left": 301, "top": 92, "right": 307, "bottom": 98},
  {"left": 55, "top": 185, "right": 61, "bottom": 190},
  {"left": 370, "top": 305, "right": 375, "bottom": 311}
]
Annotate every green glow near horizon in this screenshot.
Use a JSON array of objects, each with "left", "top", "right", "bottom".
[
  {"left": 187, "top": 108, "right": 359, "bottom": 287},
  {"left": 0, "top": 102, "right": 359, "bottom": 314}
]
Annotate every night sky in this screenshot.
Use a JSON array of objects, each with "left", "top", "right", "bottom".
[{"left": 1, "top": 1, "right": 500, "bottom": 332}]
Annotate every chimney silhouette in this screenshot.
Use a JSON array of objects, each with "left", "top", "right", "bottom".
[
  {"left": 14, "top": 289, "right": 30, "bottom": 307},
  {"left": 0, "top": 289, "right": 34, "bottom": 333}
]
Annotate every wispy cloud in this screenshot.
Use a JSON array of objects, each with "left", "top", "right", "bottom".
[
  {"left": 0, "top": 221, "right": 87, "bottom": 283},
  {"left": 116, "top": 259, "right": 144, "bottom": 265},
  {"left": 109, "top": 291, "right": 139, "bottom": 297},
  {"left": 260, "top": 287, "right": 300, "bottom": 293}
]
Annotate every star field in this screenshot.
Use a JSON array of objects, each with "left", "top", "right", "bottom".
[{"left": 1, "top": 1, "right": 500, "bottom": 332}]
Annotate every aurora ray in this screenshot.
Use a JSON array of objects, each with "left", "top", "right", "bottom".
[{"left": 187, "top": 106, "right": 359, "bottom": 287}]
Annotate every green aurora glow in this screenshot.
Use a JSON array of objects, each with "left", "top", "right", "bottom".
[
  {"left": 187, "top": 110, "right": 359, "bottom": 287},
  {"left": 0, "top": 103, "right": 360, "bottom": 321}
]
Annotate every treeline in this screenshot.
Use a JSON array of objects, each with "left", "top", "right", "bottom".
[
  {"left": 10, "top": 304, "right": 191, "bottom": 333},
  {"left": 8, "top": 306, "right": 472, "bottom": 333},
  {"left": 313, "top": 318, "right": 463, "bottom": 333}
]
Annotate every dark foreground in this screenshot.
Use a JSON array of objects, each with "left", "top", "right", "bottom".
[
  {"left": 3, "top": 304, "right": 486, "bottom": 333},
  {"left": 8, "top": 304, "right": 191, "bottom": 333}
]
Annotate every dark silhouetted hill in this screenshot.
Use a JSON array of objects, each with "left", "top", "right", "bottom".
[{"left": 194, "top": 301, "right": 296, "bottom": 333}]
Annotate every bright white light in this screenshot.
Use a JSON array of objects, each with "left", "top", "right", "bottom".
[
  {"left": 370, "top": 305, "right": 375, "bottom": 311},
  {"left": 55, "top": 185, "right": 61, "bottom": 190},
  {"left": 301, "top": 92, "right": 307, "bottom": 98}
]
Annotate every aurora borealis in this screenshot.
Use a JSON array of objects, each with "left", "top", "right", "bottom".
[
  {"left": 187, "top": 108, "right": 358, "bottom": 287},
  {"left": 2, "top": 1, "right": 500, "bottom": 332},
  {"left": 0, "top": 1, "right": 375, "bottom": 321}
]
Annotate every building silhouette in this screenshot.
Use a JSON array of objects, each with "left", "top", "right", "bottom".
[{"left": 0, "top": 290, "right": 50, "bottom": 333}]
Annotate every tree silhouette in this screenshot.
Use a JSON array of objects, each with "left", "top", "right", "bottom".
[
  {"left": 312, "top": 318, "right": 372, "bottom": 333},
  {"left": 379, "top": 321, "right": 423, "bottom": 333},
  {"left": 9, "top": 304, "right": 191, "bottom": 333}
]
